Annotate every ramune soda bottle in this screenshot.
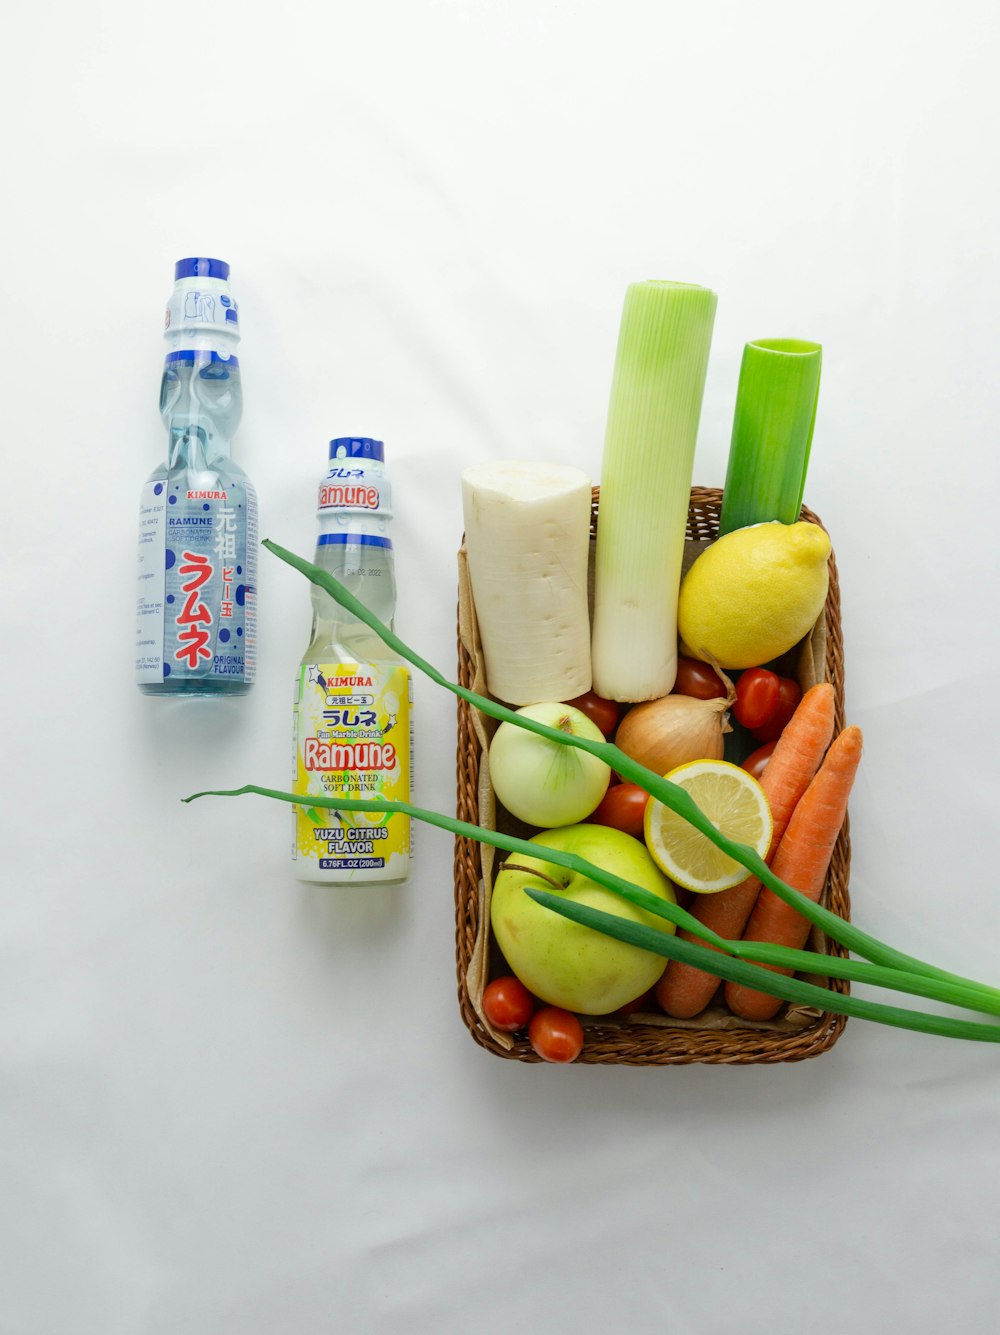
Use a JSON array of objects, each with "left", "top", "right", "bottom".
[
  {"left": 135, "top": 257, "right": 257, "bottom": 696},
  {"left": 291, "top": 438, "right": 413, "bottom": 885}
]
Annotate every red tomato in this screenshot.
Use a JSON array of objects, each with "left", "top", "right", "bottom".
[
  {"left": 590, "top": 782, "right": 649, "bottom": 839},
  {"left": 742, "top": 739, "right": 777, "bottom": 780},
  {"left": 752, "top": 677, "right": 802, "bottom": 742},
  {"left": 733, "top": 668, "right": 780, "bottom": 730},
  {"left": 564, "top": 691, "right": 620, "bottom": 737},
  {"left": 482, "top": 976, "right": 535, "bottom": 1032},
  {"left": 529, "top": 1007, "right": 585, "bottom": 1063},
  {"left": 673, "top": 656, "right": 728, "bottom": 701},
  {"left": 615, "top": 987, "right": 655, "bottom": 1017}
]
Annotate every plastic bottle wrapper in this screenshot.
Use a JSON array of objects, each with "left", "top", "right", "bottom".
[{"left": 293, "top": 661, "right": 413, "bottom": 878}]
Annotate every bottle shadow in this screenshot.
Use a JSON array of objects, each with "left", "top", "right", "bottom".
[{"left": 296, "top": 877, "right": 412, "bottom": 952}]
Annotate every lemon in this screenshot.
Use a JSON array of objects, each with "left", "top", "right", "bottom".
[
  {"left": 678, "top": 520, "right": 830, "bottom": 669},
  {"left": 644, "top": 759, "right": 772, "bottom": 893}
]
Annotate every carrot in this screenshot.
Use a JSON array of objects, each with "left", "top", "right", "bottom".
[
  {"left": 656, "top": 682, "right": 837, "bottom": 1018},
  {"left": 724, "top": 725, "right": 863, "bottom": 1022}
]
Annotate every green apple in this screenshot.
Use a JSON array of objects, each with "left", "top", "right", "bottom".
[
  {"left": 488, "top": 701, "right": 611, "bottom": 828},
  {"left": 490, "top": 823, "right": 676, "bottom": 1015}
]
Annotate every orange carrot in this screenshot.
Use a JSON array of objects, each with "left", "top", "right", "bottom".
[
  {"left": 656, "top": 682, "right": 837, "bottom": 1019},
  {"left": 724, "top": 725, "right": 863, "bottom": 1022}
]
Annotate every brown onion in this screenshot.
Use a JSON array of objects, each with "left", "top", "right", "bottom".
[{"left": 615, "top": 687, "right": 734, "bottom": 776}]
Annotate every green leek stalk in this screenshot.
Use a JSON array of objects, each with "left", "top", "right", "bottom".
[
  {"left": 718, "top": 338, "right": 822, "bottom": 536},
  {"left": 591, "top": 281, "right": 717, "bottom": 702}
]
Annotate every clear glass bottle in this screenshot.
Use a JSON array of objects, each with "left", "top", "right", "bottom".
[
  {"left": 135, "top": 257, "right": 257, "bottom": 696},
  {"left": 292, "top": 438, "right": 413, "bottom": 885}
]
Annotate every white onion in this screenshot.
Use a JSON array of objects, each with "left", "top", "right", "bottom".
[{"left": 488, "top": 703, "right": 611, "bottom": 828}]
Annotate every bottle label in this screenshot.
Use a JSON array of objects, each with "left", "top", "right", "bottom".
[
  {"left": 292, "top": 662, "right": 413, "bottom": 881},
  {"left": 135, "top": 479, "right": 257, "bottom": 685},
  {"left": 165, "top": 284, "right": 240, "bottom": 338},
  {"left": 318, "top": 464, "right": 392, "bottom": 519}
]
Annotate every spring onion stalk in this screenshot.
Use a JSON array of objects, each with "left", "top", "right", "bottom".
[
  {"left": 718, "top": 338, "right": 823, "bottom": 536},
  {"left": 183, "top": 785, "right": 730, "bottom": 949},
  {"left": 723, "top": 940, "right": 1000, "bottom": 1017},
  {"left": 523, "top": 892, "right": 1000, "bottom": 1044},
  {"left": 221, "top": 542, "right": 1000, "bottom": 1018},
  {"left": 259, "top": 540, "right": 1000, "bottom": 1004},
  {"left": 184, "top": 783, "right": 1000, "bottom": 1032},
  {"left": 590, "top": 281, "right": 718, "bottom": 702},
  {"left": 262, "top": 540, "right": 1000, "bottom": 999}
]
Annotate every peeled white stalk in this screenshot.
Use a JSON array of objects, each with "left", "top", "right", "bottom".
[
  {"left": 462, "top": 461, "right": 593, "bottom": 706},
  {"left": 591, "top": 281, "right": 718, "bottom": 702}
]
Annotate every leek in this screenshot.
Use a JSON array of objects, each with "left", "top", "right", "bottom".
[
  {"left": 591, "top": 281, "right": 717, "bottom": 702},
  {"left": 718, "top": 338, "right": 822, "bottom": 536}
]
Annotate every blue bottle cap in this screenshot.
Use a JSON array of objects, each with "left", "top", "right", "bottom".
[
  {"left": 174, "top": 257, "right": 231, "bottom": 281},
  {"left": 329, "top": 437, "right": 385, "bottom": 462}
]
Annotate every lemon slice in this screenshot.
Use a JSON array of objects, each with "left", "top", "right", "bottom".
[{"left": 643, "top": 759, "right": 772, "bottom": 894}]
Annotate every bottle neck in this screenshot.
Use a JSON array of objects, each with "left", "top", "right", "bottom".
[
  {"left": 160, "top": 356, "right": 241, "bottom": 470},
  {"left": 167, "top": 423, "right": 232, "bottom": 470},
  {"left": 303, "top": 536, "right": 397, "bottom": 662},
  {"left": 304, "top": 612, "right": 392, "bottom": 664}
]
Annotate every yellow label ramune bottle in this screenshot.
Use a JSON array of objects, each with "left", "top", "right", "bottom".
[{"left": 292, "top": 437, "right": 413, "bottom": 885}]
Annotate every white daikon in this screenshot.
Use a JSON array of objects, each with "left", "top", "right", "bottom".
[{"left": 461, "top": 461, "right": 593, "bottom": 706}]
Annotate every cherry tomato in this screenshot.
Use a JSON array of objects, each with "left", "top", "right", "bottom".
[
  {"left": 529, "top": 1007, "right": 585, "bottom": 1063},
  {"left": 590, "top": 782, "right": 649, "bottom": 839},
  {"left": 673, "top": 656, "right": 728, "bottom": 701},
  {"left": 564, "top": 691, "right": 620, "bottom": 737},
  {"left": 751, "top": 677, "right": 802, "bottom": 742},
  {"left": 733, "top": 668, "right": 780, "bottom": 730},
  {"left": 615, "top": 987, "right": 655, "bottom": 1017},
  {"left": 482, "top": 975, "right": 535, "bottom": 1032},
  {"left": 742, "top": 739, "right": 777, "bottom": 780}
]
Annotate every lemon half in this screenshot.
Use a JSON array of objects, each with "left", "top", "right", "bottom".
[{"left": 644, "top": 759, "right": 772, "bottom": 894}]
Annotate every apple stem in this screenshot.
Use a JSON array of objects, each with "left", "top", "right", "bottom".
[{"left": 502, "top": 862, "right": 564, "bottom": 890}]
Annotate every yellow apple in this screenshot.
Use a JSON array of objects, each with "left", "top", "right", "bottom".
[{"left": 490, "top": 823, "right": 676, "bottom": 1014}]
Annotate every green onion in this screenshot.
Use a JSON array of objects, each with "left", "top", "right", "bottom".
[
  {"left": 184, "top": 541, "right": 1000, "bottom": 1041},
  {"left": 259, "top": 539, "right": 1000, "bottom": 1004},
  {"left": 719, "top": 338, "right": 822, "bottom": 536},
  {"left": 591, "top": 281, "right": 718, "bottom": 701},
  {"left": 184, "top": 784, "right": 728, "bottom": 948},
  {"left": 726, "top": 939, "right": 1000, "bottom": 1017},
  {"left": 522, "top": 891, "right": 1000, "bottom": 1044},
  {"left": 183, "top": 780, "right": 1000, "bottom": 1041}
]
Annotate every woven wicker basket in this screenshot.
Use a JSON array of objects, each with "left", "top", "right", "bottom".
[{"left": 454, "top": 486, "right": 851, "bottom": 1064}]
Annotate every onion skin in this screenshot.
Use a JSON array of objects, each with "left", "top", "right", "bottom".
[{"left": 614, "top": 694, "right": 730, "bottom": 776}]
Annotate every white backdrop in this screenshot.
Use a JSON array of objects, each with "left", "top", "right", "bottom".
[{"left": 3, "top": 3, "right": 1000, "bottom": 1332}]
